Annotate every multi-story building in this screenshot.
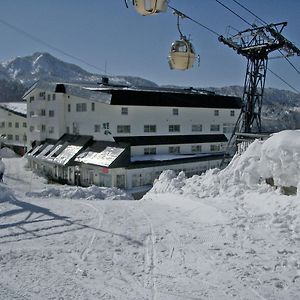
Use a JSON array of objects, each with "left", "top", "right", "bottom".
[
  {"left": 0, "top": 102, "right": 27, "bottom": 155},
  {"left": 24, "top": 80, "right": 241, "bottom": 195}
]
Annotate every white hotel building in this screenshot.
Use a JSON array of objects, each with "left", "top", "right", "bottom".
[{"left": 24, "top": 80, "right": 241, "bottom": 194}]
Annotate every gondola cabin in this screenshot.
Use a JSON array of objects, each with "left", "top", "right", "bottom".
[
  {"left": 168, "top": 38, "right": 196, "bottom": 70},
  {"left": 133, "top": 0, "right": 167, "bottom": 16}
]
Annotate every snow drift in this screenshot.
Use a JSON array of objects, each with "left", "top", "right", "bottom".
[{"left": 148, "top": 130, "right": 300, "bottom": 197}]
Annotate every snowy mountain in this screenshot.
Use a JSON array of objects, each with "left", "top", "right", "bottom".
[{"left": 0, "top": 52, "right": 158, "bottom": 88}]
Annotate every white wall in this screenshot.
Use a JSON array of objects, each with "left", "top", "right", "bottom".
[{"left": 0, "top": 107, "right": 27, "bottom": 147}]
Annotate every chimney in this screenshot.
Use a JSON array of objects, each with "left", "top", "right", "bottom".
[{"left": 102, "top": 77, "right": 109, "bottom": 85}]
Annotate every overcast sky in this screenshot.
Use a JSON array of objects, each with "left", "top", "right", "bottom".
[{"left": 0, "top": 0, "right": 299, "bottom": 91}]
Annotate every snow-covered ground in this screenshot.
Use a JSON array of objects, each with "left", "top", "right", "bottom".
[{"left": 1, "top": 130, "right": 300, "bottom": 299}]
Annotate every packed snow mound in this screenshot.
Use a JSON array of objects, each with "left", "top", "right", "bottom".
[
  {"left": 148, "top": 130, "right": 300, "bottom": 198},
  {"left": 0, "top": 184, "right": 17, "bottom": 202},
  {"left": 26, "top": 185, "right": 133, "bottom": 200},
  {"left": 0, "top": 147, "right": 18, "bottom": 158}
]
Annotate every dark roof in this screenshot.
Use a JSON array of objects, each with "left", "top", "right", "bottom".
[
  {"left": 114, "top": 134, "right": 228, "bottom": 146},
  {"left": 127, "top": 153, "right": 224, "bottom": 169},
  {"left": 106, "top": 89, "right": 242, "bottom": 109}
]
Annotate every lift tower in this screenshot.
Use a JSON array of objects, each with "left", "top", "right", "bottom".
[{"left": 219, "top": 22, "right": 300, "bottom": 133}]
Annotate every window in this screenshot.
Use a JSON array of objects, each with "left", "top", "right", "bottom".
[
  {"left": 49, "top": 110, "right": 55, "bottom": 117},
  {"left": 41, "top": 125, "right": 46, "bottom": 132},
  {"left": 92, "top": 102, "right": 95, "bottom": 111},
  {"left": 7, "top": 134, "right": 13, "bottom": 141},
  {"left": 66, "top": 126, "right": 70, "bottom": 134},
  {"left": 169, "top": 125, "right": 180, "bottom": 132},
  {"left": 169, "top": 146, "right": 180, "bottom": 154},
  {"left": 214, "top": 110, "right": 219, "bottom": 116},
  {"left": 144, "top": 125, "right": 156, "bottom": 133},
  {"left": 40, "top": 109, "right": 46, "bottom": 116},
  {"left": 23, "top": 122, "right": 27, "bottom": 128},
  {"left": 68, "top": 104, "right": 71, "bottom": 112},
  {"left": 223, "top": 123, "right": 235, "bottom": 133},
  {"left": 15, "top": 122, "right": 19, "bottom": 128},
  {"left": 192, "top": 145, "right": 202, "bottom": 153},
  {"left": 49, "top": 127, "right": 54, "bottom": 134},
  {"left": 94, "top": 124, "right": 101, "bottom": 132},
  {"left": 117, "top": 125, "right": 131, "bottom": 133},
  {"left": 144, "top": 147, "right": 156, "bottom": 155},
  {"left": 47, "top": 94, "right": 51, "bottom": 101},
  {"left": 23, "top": 135, "right": 27, "bottom": 142},
  {"left": 52, "top": 94, "right": 56, "bottom": 101},
  {"left": 192, "top": 124, "right": 202, "bottom": 132},
  {"left": 15, "top": 135, "right": 19, "bottom": 141},
  {"left": 0, "top": 122, "right": 5, "bottom": 128},
  {"left": 121, "top": 107, "right": 128, "bottom": 115},
  {"left": 8, "top": 122, "right": 12, "bottom": 128},
  {"left": 173, "top": 108, "right": 179, "bottom": 115},
  {"left": 210, "top": 124, "right": 220, "bottom": 132},
  {"left": 30, "top": 126, "right": 34, "bottom": 132},
  {"left": 210, "top": 144, "right": 221, "bottom": 152},
  {"left": 39, "top": 92, "right": 46, "bottom": 100},
  {"left": 230, "top": 110, "right": 235, "bottom": 117},
  {"left": 76, "top": 103, "right": 87, "bottom": 112},
  {"left": 29, "top": 96, "right": 34, "bottom": 102}
]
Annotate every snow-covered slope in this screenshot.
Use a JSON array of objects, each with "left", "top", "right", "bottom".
[
  {"left": 0, "top": 52, "right": 158, "bottom": 88},
  {"left": 0, "top": 130, "right": 300, "bottom": 299}
]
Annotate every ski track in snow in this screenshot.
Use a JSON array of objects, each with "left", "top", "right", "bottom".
[{"left": 1, "top": 156, "right": 300, "bottom": 299}]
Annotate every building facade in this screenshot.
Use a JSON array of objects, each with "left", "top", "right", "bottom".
[
  {"left": 0, "top": 102, "right": 27, "bottom": 155},
  {"left": 24, "top": 81, "right": 242, "bottom": 194}
]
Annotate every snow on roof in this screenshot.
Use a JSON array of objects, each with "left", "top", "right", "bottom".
[
  {"left": 75, "top": 146, "right": 125, "bottom": 167},
  {"left": 131, "top": 153, "right": 215, "bottom": 162},
  {"left": 23, "top": 81, "right": 112, "bottom": 104},
  {"left": 36, "top": 144, "right": 55, "bottom": 159},
  {"left": 26, "top": 144, "right": 43, "bottom": 157},
  {"left": 0, "top": 102, "right": 27, "bottom": 116},
  {"left": 54, "top": 145, "right": 83, "bottom": 166},
  {"left": 44, "top": 144, "right": 64, "bottom": 161}
]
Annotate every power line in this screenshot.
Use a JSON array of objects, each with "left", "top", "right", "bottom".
[{"left": 0, "top": 17, "right": 110, "bottom": 75}]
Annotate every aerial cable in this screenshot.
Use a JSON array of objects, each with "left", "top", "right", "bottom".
[
  {"left": 231, "top": 0, "right": 267, "bottom": 25},
  {"left": 168, "top": 4, "right": 220, "bottom": 37},
  {"left": 268, "top": 68, "right": 300, "bottom": 94},
  {"left": 214, "top": 0, "right": 252, "bottom": 27},
  {"left": 227, "top": 0, "right": 300, "bottom": 77},
  {"left": 0, "top": 17, "right": 111, "bottom": 76}
]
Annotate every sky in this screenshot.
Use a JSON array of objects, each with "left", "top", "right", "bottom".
[{"left": 0, "top": 0, "right": 299, "bottom": 91}]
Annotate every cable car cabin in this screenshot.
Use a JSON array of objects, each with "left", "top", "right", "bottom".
[
  {"left": 133, "top": 0, "right": 167, "bottom": 16},
  {"left": 168, "top": 38, "right": 196, "bottom": 70}
]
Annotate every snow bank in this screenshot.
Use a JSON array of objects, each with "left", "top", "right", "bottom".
[
  {"left": 0, "top": 147, "right": 18, "bottom": 158},
  {"left": 0, "top": 184, "right": 16, "bottom": 202},
  {"left": 148, "top": 130, "right": 300, "bottom": 198},
  {"left": 26, "top": 185, "right": 133, "bottom": 200}
]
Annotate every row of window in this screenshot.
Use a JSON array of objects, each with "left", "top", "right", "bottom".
[
  {"left": 3, "top": 134, "right": 27, "bottom": 142},
  {"left": 29, "top": 93, "right": 56, "bottom": 102},
  {"left": 0, "top": 121, "right": 27, "bottom": 128},
  {"left": 122, "top": 107, "right": 235, "bottom": 117},
  {"left": 143, "top": 144, "right": 222, "bottom": 155},
  {"left": 111, "top": 124, "right": 231, "bottom": 134},
  {"left": 29, "top": 125, "right": 55, "bottom": 134}
]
